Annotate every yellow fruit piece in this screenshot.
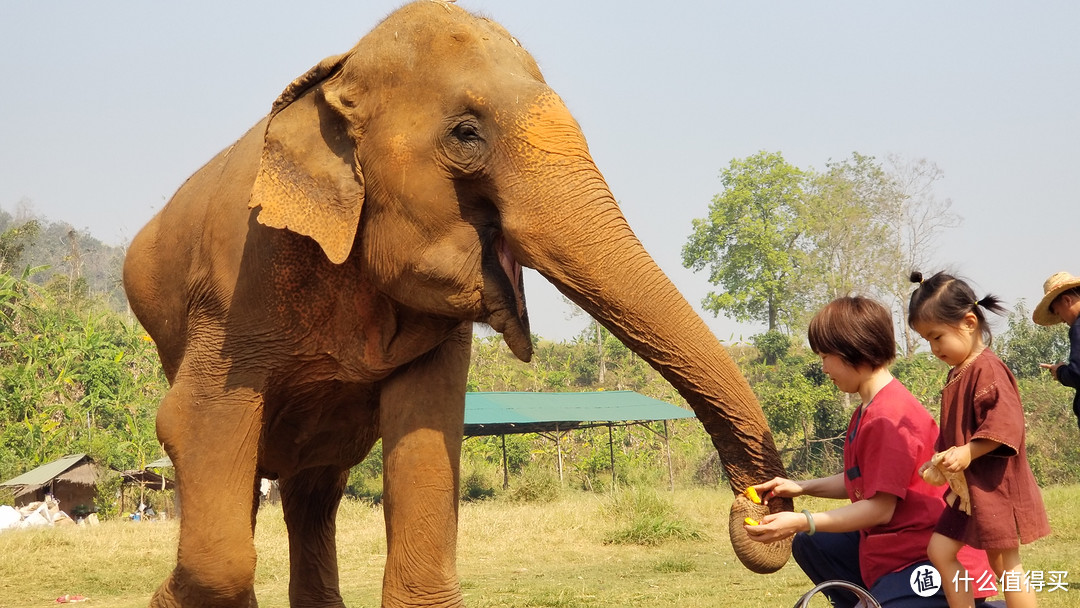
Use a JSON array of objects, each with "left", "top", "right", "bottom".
[
  {"left": 744, "top": 517, "right": 760, "bottom": 526},
  {"left": 744, "top": 486, "right": 762, "bottom": 504}
]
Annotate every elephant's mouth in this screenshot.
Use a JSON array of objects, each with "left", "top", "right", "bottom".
[
  {"left": 485, "top": 235, "right": 532, "bottom": 361},
  {"left": 496, "top": 236, "right": 524, "bottom": 317}
]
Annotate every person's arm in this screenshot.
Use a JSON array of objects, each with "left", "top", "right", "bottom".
[
  {"left": 1057, "top": 323, "right": 1080, "bottom": 388},
  {"left": 745, "top": 492, "right": 897, "bottom": 543},
  {"left": 751, "top": 473, "right": 847, "bottom": 503},
  {"left": 792, "top": 473, "right": 848, "bottom": 500},
  {"left": 1042, "top": 322, "right": 1080, "bottom": 387},
  {"left": 938, "top": 438, "right": 1002, "bottom": 472}
]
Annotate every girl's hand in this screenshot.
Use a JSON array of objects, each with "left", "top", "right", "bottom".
[
  {"left": 939, "top": 445, "right": 972, "bottom": 472},
  {"left": 744, "top": 511, "right": 807, "bottom": 543},
  {"left": 751, "top": 477, "right": 804, "bottom": 505}
]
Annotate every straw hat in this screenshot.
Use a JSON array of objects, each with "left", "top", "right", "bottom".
[{"left": 1033, "top": 271, "right": 1080, "bottom": 326}]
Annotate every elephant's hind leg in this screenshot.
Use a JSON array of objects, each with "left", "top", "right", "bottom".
[
  {"left": 280, "top": 466, "right": 350, "bottom": 607},
  {"left": 151, "top": 380, "right": 263, "bottom": 608}
]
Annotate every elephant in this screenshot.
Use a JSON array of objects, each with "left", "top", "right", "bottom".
[{"left": 123, "top": 2, "right": 792, "bottom": 606}]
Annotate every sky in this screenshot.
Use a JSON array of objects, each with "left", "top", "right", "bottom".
[{"left": 1, "top": 1, "right": 1077, "bottom": 344}]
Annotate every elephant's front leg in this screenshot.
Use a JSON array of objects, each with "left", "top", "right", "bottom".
[
  {"left": 151, "top": 380, "right": 263, "bottom": 608},
  {"left": 280, "top": 466, "right": 350, "bottom": 608},
  {"left": 379, "top": 326, "right": 470, "bottom": 608}
]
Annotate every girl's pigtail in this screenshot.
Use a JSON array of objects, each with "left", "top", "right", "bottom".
[
  {"left": 975, "top": 294, "right": 1008, "bottom": 317},
  {"left": 909, "top": 271, "right": 923, "bottom": 285}
]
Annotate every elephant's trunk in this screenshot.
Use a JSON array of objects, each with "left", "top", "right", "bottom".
[{"left": 496, "top": 92, "right": 793, "bottom": 573}]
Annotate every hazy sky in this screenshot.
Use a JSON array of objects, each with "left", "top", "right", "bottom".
[{"left": 2, "top": 1, "right": 1076, "bottom": 343}]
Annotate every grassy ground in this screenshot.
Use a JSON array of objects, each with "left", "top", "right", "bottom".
[{"left": 0, "top": 485, "right": 1076, "bottom": 607}]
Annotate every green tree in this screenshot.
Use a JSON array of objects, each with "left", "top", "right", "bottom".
[
  {"left": 0, "top": 205, "right": 128, "bottom": 312},
  {"left": 0, "top": 265, "right": 168, "bottom": 482},
  {"left": 799, "top": 153, "right": 957, "bottom": 347},
  {"left": 998, "top": 301, "right": 1070, "bottom": 379},
  {"left": 751, "top": 330, "right": 791, "bottom": 366},
  {"left": 744, "top": 350, "right": 844, "bottom": 478},
  {"left": 683, "top": 151, "right": 809, "bottom": 332},
  {"left": 882, "top": 156, "right": 961, "bottom": 355},
  {"left": 890, "top": 354, "right": 948, "bottom": 415},
  {"left": 801, "top": 153, "right": 899, "bottom": 314},
  {"left": 0, "top": 220, "right": 40, "bottom": 275}
]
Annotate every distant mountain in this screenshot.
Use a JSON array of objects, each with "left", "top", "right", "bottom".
[{"left": 0, "top": 208, "right": 128, "bottom": 311}]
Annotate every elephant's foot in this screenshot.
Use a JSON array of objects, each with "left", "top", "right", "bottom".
[
  {"left": 148, "top": 570, "right": 258, "bottom": 608},
  {"left": 382, "top": 585, "right": 463, "bottom": 608},
  {"left": 288, "top": 586, "right": 346, "bottom": 608}
]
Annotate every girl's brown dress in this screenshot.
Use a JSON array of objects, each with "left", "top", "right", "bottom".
[{"left": 935, "top": 349, "right": 1050, "bottom": 549}]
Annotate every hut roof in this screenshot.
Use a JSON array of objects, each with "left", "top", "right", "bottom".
[
  {"left": 119, "top": 469, "right": 175, "bottom": 490},
  {"left": 0, "top": 454, "right": 107, "bottom": 497}
]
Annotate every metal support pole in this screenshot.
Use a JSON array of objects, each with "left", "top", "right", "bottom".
[
  {"left": 664, "top": 419, "right": 675, "bottom": 491},
  {"left": 608, "top": 424, "right": 616, "bottom": 489},
  {"left": 501, "top": 434, "right": 509, "bottom": 490},
  {"left": 556, "top": 423, "right": 564, "bottom": 484}
]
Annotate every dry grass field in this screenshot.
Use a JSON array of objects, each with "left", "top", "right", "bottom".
[{"left": 0, "top": 485, "right": 1076, "bottom": 607}]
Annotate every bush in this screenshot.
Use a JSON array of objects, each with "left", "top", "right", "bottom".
[
  {"left": 890, "top": 355, "right": 948, "bottom": 416},
  {"left": 998, "top": 303, "right": 1070, "bottom": 379},
  {"left": 506, "top": 466, "right": 561, "bottom": 503},
  {"left": 601, "top": 488, "right": 702, "bottom": 546},
  {"left": 345, "top": 473, "right": 383, "bottom": 505},
  {"left": 752, "top": 330, "right": 791, "bottom": 365},
  {"left": 692, "top": 451, "right": 724, "bottom": 487},
  {"left": 1019, "top": 378, "right": 1080, "bottom": 485},
  {"left": 743, "top": 349, "right": 844, "bottom": 478},
  {"left": 461, "top": 469, "right": 496, "bottom": 502},
  {"left": 93, "top": 474, "right": 123, "bottom": 520}
]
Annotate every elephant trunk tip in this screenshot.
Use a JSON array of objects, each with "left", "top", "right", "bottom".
[{"left": 727, "top": 495, "right": 792, "bottom": 574}]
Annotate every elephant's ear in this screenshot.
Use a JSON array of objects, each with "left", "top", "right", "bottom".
[{"left": 249, "top": 53, "right": 365, "bottom": 265}]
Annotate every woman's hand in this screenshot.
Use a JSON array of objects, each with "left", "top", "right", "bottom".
[
  {"left": 744, "top": 511, "right": 808, "bottom": 543},
  {"left": 751, "top": 477, "right": 805, "bottom": 505}
]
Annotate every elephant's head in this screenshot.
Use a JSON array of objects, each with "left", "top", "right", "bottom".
[{"left": 248, "top": 1, "right": 791, "bottom": 573}]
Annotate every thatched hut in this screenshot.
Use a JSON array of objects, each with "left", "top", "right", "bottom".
[
  {"left": 118, "top": 468, "right": 176, "bottom": 518},
  {"left": 0, "top": 454, "right": 106, "bottom": 512}
]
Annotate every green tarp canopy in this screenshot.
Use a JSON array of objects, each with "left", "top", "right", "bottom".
[
  {"left": 464, "top": 390, "right": 694, "bottom": 436},
  {"left": 464, "top": 391, "right": 694, "bottom": 489},
  {"left": 142, "top": 391, "right": 694, "bottom": 452},
  {"left": 142, "top": 391, "right": 696, "bottom": 489}
]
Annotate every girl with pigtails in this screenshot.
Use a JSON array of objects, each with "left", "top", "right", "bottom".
[{"left": 909, "top": 271, "right": 1050, "bottom": 608}]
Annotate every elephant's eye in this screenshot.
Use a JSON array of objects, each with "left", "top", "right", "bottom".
[
  {"left": 442, "top": 117, "right": 488, "bottom": 177},
  {"left": 451, "top": 120, "right": 482, "bottom": 143}
]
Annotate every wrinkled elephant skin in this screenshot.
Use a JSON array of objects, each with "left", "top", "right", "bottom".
[{"left": 123, "top": 2, "right": 791, "bottom": 606}]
